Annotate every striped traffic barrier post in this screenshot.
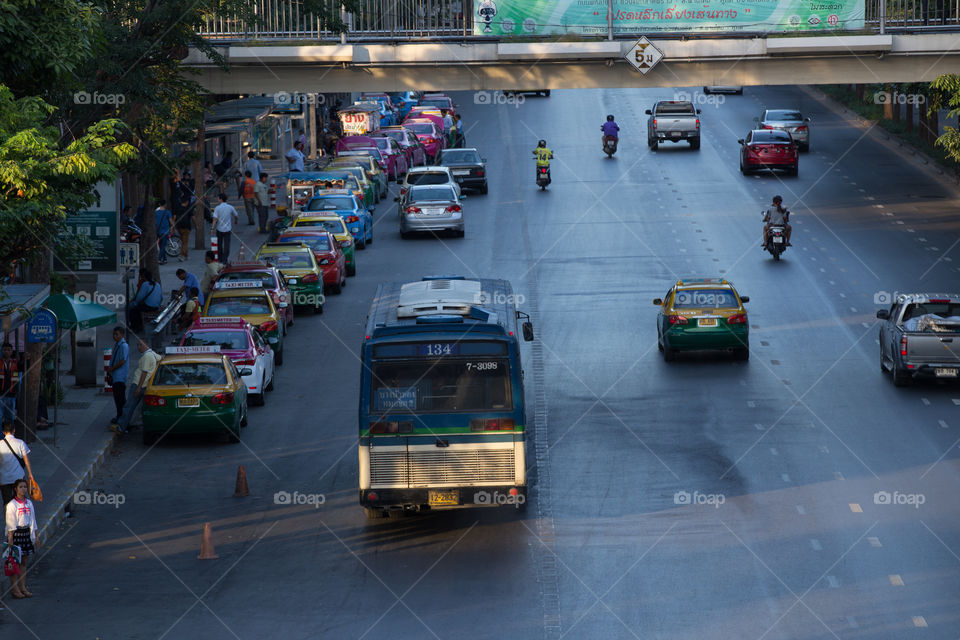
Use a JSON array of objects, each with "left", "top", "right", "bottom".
[
  {"left": 103, "top": 348, "right": 113, "bottom": 393},
  {"left": 210, "top": 234, "right": 218, "bottom": 261}
]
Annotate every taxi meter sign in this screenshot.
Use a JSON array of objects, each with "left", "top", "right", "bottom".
[
  {"left": 165, "top": 346, "right": 222, "bottom": 354},
  {"left": 626, "top": 37, "right": 663, "bottom": 74},
  {"left": 214, "top": 280, "right": 264, "bottom": 290}
]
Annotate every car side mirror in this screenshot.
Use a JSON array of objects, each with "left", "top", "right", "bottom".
[
  {"left": 522, "top": 321, "right": 534, "bottom": 342},
  {"left": 696, "top": 108, "right": 702, "bottom": 114},
  {"left": 737, "top": 139, "right": 744, "bottom": 144},
  {"left": 393, "top": 196, "right": 399, "bottom": 202},
  {"left": 653, "top": 298, "right": 663, "bottom": 305},
  {"left": 644, "top": 109, "right": 652, "bottom": 115},
  {"left": 805, "top": 117, "right": 811, "bottom": 121},
  {"left": 740, "top": 296, "right": 750, "bottom": 303},
  {"left": 876, "top": 309, "right": 890, "bottom": 319},
  {"left": 460, "top": 194, "right": 467, "bottom": 199},
  {"left": 481, "top": 158, "right": 487, "bottom": 163},
  {"left": 368, "top": 206, "right": 375, "bottom": 212},
  {"left": 238, "top": 367, "right": 253, "bottom": 377}
]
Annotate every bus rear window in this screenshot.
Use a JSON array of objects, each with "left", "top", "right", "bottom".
[{"left": 372, "top": 359, "right": 511, "bottom": 413}]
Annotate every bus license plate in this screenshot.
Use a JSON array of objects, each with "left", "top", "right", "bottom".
[
  {"left": 178, "top": 397, "right": 200, "bottom": 408},
  {"left": 428, "top": 490, "right": 459, "bottom": 506},
  {"left": 935, "top": 368, "right": 957, "bottom": 378}
]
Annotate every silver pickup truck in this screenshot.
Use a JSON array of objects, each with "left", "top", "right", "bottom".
[
  {"left": 877, "top": 293, "right": 960, "bottom": 386},
  {"left": 645, "top": 100, "right": 702, "bottom": 150}
]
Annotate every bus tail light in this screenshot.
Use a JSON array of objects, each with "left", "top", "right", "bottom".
[
  {"left": 471, "top": 418, "right": 515, "bottom": 431},
  {"left": 900, "top": 336, "right": 908, "bottom": 357},
  {"left": 144, "top": 395, "right": 165, "bottom": 406},
  {"left": 727, "top": 314, "right": 747, "bottom": 325},
  {"left": 668, "top": 315, "right": 689, "bottom": 325},
  {"left": 212, "top": 392, "right": 234, "bottom": 405},
  {"left": 367, "top": 492, "right": 378, "bottom": 502}
]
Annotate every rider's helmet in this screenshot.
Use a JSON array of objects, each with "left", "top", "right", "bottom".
[
  {"left": 772, "top": 195, "right": 782, "bottom": 204},
  {"left": 537, "top": 139, "right": 546, "bottom": 148},
  {"left": 606, "top": 114, "right": 615, "bottom": 121}
]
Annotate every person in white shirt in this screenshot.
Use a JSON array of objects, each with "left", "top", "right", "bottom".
[
  {"left": 5, "top": 478, "right": 37, "bottom": 598},
  {"left": 110, "top": 338, "right": 163, "bottom": 435},
  {"left": 0, "top": 420, "right": 33, "bottom": 506},
  {"left": 285, "top": 142, "right": 305, "bottom": 172},
  {"left": 243, "top": 151, "right": 262, "bottom": 182},
  {"left": 211, "top": 192, "right": 239, "bottom": 264}
]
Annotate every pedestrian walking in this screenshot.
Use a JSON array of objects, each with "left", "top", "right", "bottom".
[
  {"left": 212, "top": 193, "right": 239, "bottom": 265},
  {"left": 454, "top": 114, "right": 465, "bottom": 148},
  {"left": 244, "top": 151, "right": 262, "bottom": 182},
  {"left": 297, "top": 129, "right": 307, "bottom": 155},
  {"left": 110, "top": 338, "right": 162, "bottom": 435},
  {"left": 174, "top": 193, "right": 193, "bottom": 262},
  {"left": 285, "top": 141, "right": 305, "bottom": 172},
  {"left": 241, "top": 171, "right": 257, "bottom": 225},
  {"left": 0, "top": 421, "right": 32, "bottom": 506},
  {"left": 255, "top": 173, "right": 270, "bottom": 233},
  {"left": 200, "top": 251, "right": 223, "bottom": 297},
  {"left": 5, "top": 478, "right": 37, "bottom": 598},
  {"left": 106, "top": 328, "right": 129, "bottom": 425},
  {"left": 155, "top": 200, "right": 173, "bottom": 265},
  {"left": 0, "top": 344, "right": 19, "bottom": 425},
  {"left": 128, "top": 268, "right": 162, "bottom": 333}
]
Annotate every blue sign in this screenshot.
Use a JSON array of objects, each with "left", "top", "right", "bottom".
[{"left": 27, "top": 309, "right": 57, "bottom": 343}]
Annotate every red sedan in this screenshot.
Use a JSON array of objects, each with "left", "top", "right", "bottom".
[
  {"left": 739, "top": 129, "right": 798, "bottom": 176},
  {"left": 402, "top": 119, "right": 446, "bottom": 162},
  {"left": 369, "top": 136, "right": 409, "bottom": 180},
  {"left": 213, "top": 262, "right": 295, "bottom": 332},
  {"left": 380, "top": 126, "right": 427, "bottom": 168},
  {"left": 276, "top": 229, "right": 347, "bottom": 294}
]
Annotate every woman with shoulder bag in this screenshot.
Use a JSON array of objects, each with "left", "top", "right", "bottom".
[
  {"left": 0, "top": 420, "right": 33, "bottom": 506},
  {"left": 5, "top": 478, "right": 37, "bottom": 598}
]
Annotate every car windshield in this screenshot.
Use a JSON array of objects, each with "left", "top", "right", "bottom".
[
  {"left": 656, "top": 102, "right": 695, "bottom": 114},
  {"left": 409, "top": 186, "right": 456, "bottom": 202},
  {"left": 407, "top": 172, "right": 450, "bottom": 186},
  {"left": 279, "top": 235, "right": 331, "bottom": 251},
  {"left": 405, "top": 123, "right": 434, "bottom": 135},
  {"left": 441, "top": 150, "right": 481, "bottom": 164},
  {"left": 371, "top": 359, "right": 511, "bottom": 413},
  {"left": 208, "top": 295, "right": 272, "bottom": 315},
  {"left": 263, "top": 252, "right": 313, "bottom": 268},
  {"left": 420, "top": 99, "right": 451, "bottom": 110},
  {"left": 373, "top": 138, "right": 390, "bottom": 150},
  {"left": 154, "top": 363, "right": 227, "bottom": 386},
  {"left": 765, "top": 111, "right": 803, "bottom": 121},
  {"left": 293, "top": 218, "right": 346, "bottom": 233},
  {"left": 308, "top": 197, "right": 355, "bottom": 211},
  {"left": 751, "top": 131, "right": 792, "bottom": 143},
  {"left": 380, "top": 130, "right": 405, "bottom": 143},
  {"left": 672, "top": 289, "right": 740, "bottom": 309},
  {"left": 183, "top": 330, "right": 248, "bottom": 350},
  {"left": 219, "top": 271, "right": 274, "bottom": 287}
]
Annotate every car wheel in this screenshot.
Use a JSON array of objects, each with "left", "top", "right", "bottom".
[
  {"left": 480, "top": 183, "right": 488, "bottom": 194},
  {"left": 892, "top": 359, "right": 911, "bottom": 387},
  {"left": 365, "top": 507, "right": 387, "bottom": 519},
  {"left": 252, "top": 377, "right": 266, "bottom": 406},
  {"left": 314, "top": 301, "right": 323, "bottom": 315},
  {"left": 266, "top": 370, "right": 274, "bottom": 391},
  {"left": 735, "top": 346, "right": 750, "bottom": 361},
  {"left": 543, "top": 90, "right": 551, "bottom": 97},
  {"left": 367, "top": 226, "right": 373, "bottom": 245},
  {"left": 347, "top": 264, "right": 356, "bottom": 276},
  {"left": 690, "top": 138, "right": 701, "bottom": 150},
  {"left": 357, "top": 236, "right": 366, "bottom": 250},
  {"left": 736, "top": 88, "right": 743, "bottom": 95},
  {"left": 455, "top": 229, "right": 465, "bottom": 238},
  {"left": 400, "top": 230, "right": 411, "bottom": 240},
  {"left": 275, "top": 346, "right": 284, "bottom": 366},
  {"left": 789, "top": 165, "right": 798, "bottom": 177},
  {"left": 800, "top": 143, "right": 809, "bottom": 152},
  {"left": 649, "top": 138, "right": 658, "bottom": 150},
  {"left": 663, "top": 347, "right": 677, "bottom": 362},
  {"left": 240, "top": 405, "right": 248, "bottom": 428},
  {"left": 143, "top": 431, "right": 158, "bottom": 446},
  {"left": 331, "top": 279, "right": 342, "bottom": 294}
]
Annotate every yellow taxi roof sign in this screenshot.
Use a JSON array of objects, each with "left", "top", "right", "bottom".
[{"left": 165, "top": 346, "right": 221, "bottom": 354}]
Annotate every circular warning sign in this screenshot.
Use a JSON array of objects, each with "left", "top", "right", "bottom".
[{"left": 827, "top": 13, "right": 839, "bottom": 25}]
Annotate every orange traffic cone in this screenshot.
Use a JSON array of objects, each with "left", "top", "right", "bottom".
[
  {"left": 234, "top": 465, "right": 250, "bottom": 497},
  {"left": 198, "top": 522, "right": 219, "bottom": 560}
]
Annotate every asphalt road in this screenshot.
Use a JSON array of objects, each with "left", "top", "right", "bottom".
[{"left": 6, "top": 86, "right": 960, "bottom": 639}]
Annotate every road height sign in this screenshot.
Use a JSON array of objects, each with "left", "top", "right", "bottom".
[{"left": 625, "top": 37, "right": 664, "bottom": 74}]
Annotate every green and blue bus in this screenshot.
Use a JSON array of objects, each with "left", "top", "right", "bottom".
[{"left": 359, "top": 276, "right": 534, "bottom": 518}]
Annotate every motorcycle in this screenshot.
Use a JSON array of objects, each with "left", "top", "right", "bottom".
[
  {"left": 764, "top": 222, "right": 788, "bottom": 260},
  {"left": 120, "top": 222, "right": 142, "bottom": 243},
  {"left": 536, "top": 165, "right": 551, "bottom": 190},
  {"left": 603, "top": 136, "right": 618, "bottom": 158}
]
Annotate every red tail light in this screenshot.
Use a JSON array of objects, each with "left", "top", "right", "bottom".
[
  {"left": 211, "top": 392, "right": 234, "bottom": 405},
  {"left": 727, "top": 313, "right": 747, "bottom": 325},
  {"left": 425, "top": 137, "right": 436, "bottom": 144},
  {"left": 345, "top": 215, "right": 360, "bottom": 223},
  {"left": 695, "top": 118, "right": 700, "bottom": 129},
  {"left": 445, "top": 205, "right": 462, "bottom": 213},
  {"left": 301, "top": 273, "right": 319, "bottom": 283},
  {"left": 668, "top": 315, "right": 689, "bottom": 325},
  {"left": 235, "top": 358, "right": 256, "bottom": 366},
  {"left": 144, "top": 394, "right": 165, "bottom": 406},
  {"left": 795, "top": 125, "right": 808, "bottom": 132},
  {"left": 260, "top": 320, "right": 279, "bottom": 333},
  {"left": 475, "top": 169, "right": 485, "bottom": 176},
  {"left": 929, "top": 298, "right": 950, "bottom": 303},
  {"left": 900, "top": 336, "right": 908, "bottom": 357},
  {"left": 652, "top": 118, "right": 658, "bottom": 129},
  {"left": 406, "top": 206, "right": 422, "bottom": 214},
  {"left": 538, "top": 168, "right": 548, "bottom": 174}
]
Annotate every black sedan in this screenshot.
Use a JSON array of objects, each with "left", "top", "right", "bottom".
[{"left": 438, "top": 148, "right": 488, "bottom": 194}]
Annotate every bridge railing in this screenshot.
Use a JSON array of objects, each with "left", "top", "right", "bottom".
[{"left": 198, "top": 0, "right": 957, "bottom": 41}]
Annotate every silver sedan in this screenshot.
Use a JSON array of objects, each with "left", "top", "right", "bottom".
[
  {"left": 398, "top": 184, "right": 465, "bottom": 238},
  {"left": 756, "top": 109, "right": 811, "bottom": 151}
]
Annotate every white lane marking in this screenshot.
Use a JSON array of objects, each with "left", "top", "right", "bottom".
[
  {"left": 839, "top": 292, "right": 846, "bottom": 298},
  {"left": 820, "top": 268, "right": 826, "bottom": 273},
  {"left": 834, "top": 471, "right": 845, "bottom": 480},
  {"left": 826, "top": 575, "right": 840, "bottom": 588},
  {"left": 819, "top": 445, "right": 830, "bottom": 454},
  {"left": 850, "top": 307, "right": 857, "bottom": 313},
  {"left": 922, "top": 398, "right": 930, "bottom": 405},
  {"left": 862, "top": 322, "right": 871, "bottom": 328},
  {"left": 873, "top": 204, "right": 885, "bottom": 208},
  {"left": 939, "top": 420, "right": 949, "bottom": 429},
  {"left": 912, "top": 617, "right": 928, "bottom": 628},
  {"left": 781, "top": 473, "right": 790, "bottom": 482},
  {"left": 889, "top": 574, "right": 905, "bottom": 586},
  {"left": 754, "top": 423, "right": 764, "bottom": 430},
  {"left": 868, "top": 536, "right": 882, "bottom": 547},
  {"left": 796, "top": 505, "right": 806, "bottom": 515},
  {"left": 829, "top": 280, "right": 836, "bottom": 285},
  {"left": 952, "top": 399, "right": 960, "bottom": 405},
  {"left": 770, "top": 447, "right": 779, "bottom": 456},
  {"left": 810, "top": 539, "right": 822, "bottom": 551},
  {"left": 850, "top": 503, "right": 863, "bottom": 512},
  {"left": 747, "top": 400, "right": 757, "bottom": 408},
  {"left": 846, "top": 616, "right": 859, "bottom": 629}
]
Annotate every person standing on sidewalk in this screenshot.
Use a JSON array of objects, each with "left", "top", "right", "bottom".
[
  {"left": 128, "top": 269, "right": 161, "bottom": 333},
  {"left": 241, "top": 171, "right": 257, "bottom": 225},
  {"left": 0, "top": 421, "right": 32, "bottom": 506},
  {"left": 255, "top": 173, "right": 270, "bottom": 234},
  {"left": 212, "top": 193, "right": 239, "bottom": 265},
  {"left": 106, "top": 328, "right": 129, "bottom": 425},
  {"left": 285, "top": 141, "right": 305, "bottom": 172},
  {"left": 200, "top": 251, "right": 223, "bottom": 298},
  {"left": 453, "top": 114, "right": 465, "bottom": 148},
  {"left": 0, "top": 344, "right": 19, "bottom": 425},
  {"left": 174, "top": 192, "right": 193, "bottom": 262},
  {"left": 111, "top": 339, "right": 161, "bottom": 435},
  {"left": 5, "top": 478, "right": 37, "bottom": 598},
  {"left": 244, "top": 151, "right": 262, "bottom": 183},
  {"left": 155, "top": 200, "right": 173, "bottom": 265}
]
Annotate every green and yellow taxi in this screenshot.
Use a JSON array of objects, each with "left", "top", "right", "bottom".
[
  {"left": 323, "top": 164, "right": 378, "bottom": 205},
  {"left": 330, "top": 154, "right": 388, "bottom": 201},
  {"left": 254, "top": 243, "right": 325, "bottom": 315},
  {"left": 204, "top": 282, "right": 286, "bottom": 364},
  {"left": 142, "top": 346, "right": 248, "bottom": 444},
  {"left": 290, "top": 214, "right": 356, "bottom": 276},
  {"left": 654, "top": 278, "right": 750, "bottom": 361}
]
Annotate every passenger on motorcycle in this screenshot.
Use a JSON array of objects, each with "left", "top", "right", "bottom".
[
  {"left": 533, "top": 140, "right": 553, "bottom": 167},
  {"left": 601, "top": 114, "right": 620, "bottom": 142},
  {"left": 762, "top": 195, "right": 792, "bottom": 247}
]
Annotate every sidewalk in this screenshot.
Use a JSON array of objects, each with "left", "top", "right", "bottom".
[{"left": 29, "top": 157, "right": 291, "bottom": 548}]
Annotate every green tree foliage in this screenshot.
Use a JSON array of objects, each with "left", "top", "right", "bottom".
[
  {"left": 930, "top": 74, "right": 960, "bottom": 164},
  {"left": 0, "top": 86, "right": 137, "bottom": 274}
]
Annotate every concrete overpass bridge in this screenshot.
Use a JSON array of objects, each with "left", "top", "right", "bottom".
[{"left": 187, "top": 0, "right": 960, "bottom": 92}]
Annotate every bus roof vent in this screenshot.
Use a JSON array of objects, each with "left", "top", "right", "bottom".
[{"left": 398, "top": 279, "right": 481, "bottom": 318}]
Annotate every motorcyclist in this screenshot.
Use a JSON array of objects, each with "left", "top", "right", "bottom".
[
  {"left": 601, "top": 114, "right": 620, "bottom": 143},
  {"left": 532, "top": 140, "right": 553, "bottom": 170},
  {"left": 762, "top": 195, "right": 792, "bottom": 247}
]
